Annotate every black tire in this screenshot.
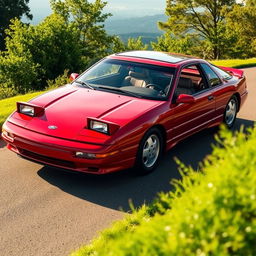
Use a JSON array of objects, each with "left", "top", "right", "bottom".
[
  {"left": 133, "top": 127, "right": 163, "bottom": 175},
  {"left": 223, "top": 96, "right": 238, "bottom": 128}
]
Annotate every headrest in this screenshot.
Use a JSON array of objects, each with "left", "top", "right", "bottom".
[
  {"left": 178, "top": 77, "right": 193, "bottom": 89},
  {"left": 129, "top": 70, "right": 147, "bottom": 79}
]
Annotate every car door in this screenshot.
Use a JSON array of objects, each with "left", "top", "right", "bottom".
[
  {"left": 205, "top": 64, "right": 237, "bottom": 120},
  {"left": 165, "top": 63, "right": 216, "bottom": 145}
]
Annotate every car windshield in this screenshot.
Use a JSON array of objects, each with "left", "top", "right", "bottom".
[{"left": 75, "top": 59, "right": 175, "bottom": 100}]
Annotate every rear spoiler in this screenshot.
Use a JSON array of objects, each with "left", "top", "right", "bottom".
[{"left": 218, "top": 66, "right": 244, "bottom": 79}]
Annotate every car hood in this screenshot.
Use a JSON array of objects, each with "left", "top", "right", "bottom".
[{"left": 13, "top": 86, "right": 163, "bottom": 142}]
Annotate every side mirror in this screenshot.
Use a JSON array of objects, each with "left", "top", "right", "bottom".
[
  {"left": 70, "top": 73, "right": 79, "bottom": 81},
  {"left": 176, "top": 94, "right": 195, "bottom": 104}
]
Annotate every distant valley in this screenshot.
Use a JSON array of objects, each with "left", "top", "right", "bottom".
[
  {"left": 30, "top": 13, "right": 167, "bottom": 45},
  {"left": 105, "top": 14, "right": 166, "bottom": 44},
  {"left": 105, "top": 14, "right": 166, "bottom": 35}
]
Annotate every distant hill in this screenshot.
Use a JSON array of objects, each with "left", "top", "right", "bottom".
[{"left": 105, "top": 14, "right": 167, "bottom": 35}]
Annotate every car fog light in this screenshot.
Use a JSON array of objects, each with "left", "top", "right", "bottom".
[
  {"left": 74, "top": 151, "right": 118, "bottom": 159},
  {"left": 75, "top": 152, "right": 96, "bottom": 159},
  {"left": 2, "top": 129, "right": 14, "bottom": 142}
]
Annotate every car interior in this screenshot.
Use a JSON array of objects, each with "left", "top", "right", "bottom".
[
  {"left": 174, "top": 65, "right": 208, "bottom": 100},
  {"left": 78, "top": 59, "right": 225, "bottom": 101},
  {"left": 122, "top": 70, "right": 153, "bottom": 87},
  {"left": 85, "top": 62, "right": 175, "bottom": 99}
]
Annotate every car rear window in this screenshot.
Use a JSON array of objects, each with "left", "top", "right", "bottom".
[{"left": 211, "top": 65, "right": 233, "bottom": 80}]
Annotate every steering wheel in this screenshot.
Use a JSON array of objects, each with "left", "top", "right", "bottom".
[{"left": 146, "top": 83, "right": 163, "bottom": 91}]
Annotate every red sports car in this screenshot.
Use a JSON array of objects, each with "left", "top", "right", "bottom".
[{"left": 2, "top": 51, "right": 248, "bottom": 175}]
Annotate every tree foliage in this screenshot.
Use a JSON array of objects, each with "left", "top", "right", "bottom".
[
  {"left": 151, "top": 33, "right": 210, "bottom": 57},
  {"left": 1, "top": 14, "right": 82, "bottom": 93},
  {"left": 50, "top": 0, "right": 113, "bottom": 65},
  {"left": 112, "top": 36, "right": 148, "bottom": 53},
  {"left": 0, "top": 0, "right": 32, "bottom": 50},
  {"left": 0, "top": 0, "right": 116, "bottom": 98},
  {"left": 226, "top": 0, "right": 256, "bottom": 58},
  {"left": 159, "top": 0, "right": 238, "bottom": 59}
]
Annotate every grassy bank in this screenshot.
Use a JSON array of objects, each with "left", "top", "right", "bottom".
[
  {"left": 211, "top": 58, "right": 256, "bottom": 68},
  {"left": 0, "top": 91, "right": 44, "bottom": 128},
  {"left": 71, "top": 127, "right": 256, "bottom": 256}
]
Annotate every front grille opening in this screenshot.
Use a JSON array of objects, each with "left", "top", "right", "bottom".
[
  {"left": 88, "top": 167, "right": 99, "bottom": 172},
  {"left": 19, "top": 149, "right": 76, "bottom": 169}
]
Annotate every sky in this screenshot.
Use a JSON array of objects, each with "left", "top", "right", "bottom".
[{"left": 27, "top": 0, "right": 166, "bottom": 23}]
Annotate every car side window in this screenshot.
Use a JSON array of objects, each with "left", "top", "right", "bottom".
[
  {"left": 174, "top": 64, "right": 208, "bottom": 99},
  {"left": 211, "top": 65, "right": 232, "bottom": 80},
  {"left": 200, "top": 63, "right": 221, "bottom": 87}
]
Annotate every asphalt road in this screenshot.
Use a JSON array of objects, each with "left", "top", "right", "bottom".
[{"left": 0, "top": 68, "right": 255, "bottom": 256}]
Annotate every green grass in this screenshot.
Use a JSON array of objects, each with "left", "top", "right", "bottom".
[
  {"left": 211, "top": 58, "right": 256, "bottom": 68},
  {"left": 71, "top": 127, "right": 256, "bottom": 256},
  {"left": 0, "top": 90, "right": 44, "bottom": 129}
]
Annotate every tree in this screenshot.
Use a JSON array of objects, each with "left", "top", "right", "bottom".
[
  {"left": 159, "top": 0, "right": 237, "bottom": 59},
  {"left": 112, "top": 36, "right": 148, "bottom": 53},
  {"left": 50, "top": 0, "right": 113, "bottom": 65},
  {"left": 1, "top": 14, "right": 82, "bottom": 94},
  {"left": 226, "top": 0, "right": 256, "bottom": 58},
  {"left": 0, "top": 0, "right": 32, "bottom": 50},
  {"left": 151, "top": 33, "right": 210, "bottom": 57}
]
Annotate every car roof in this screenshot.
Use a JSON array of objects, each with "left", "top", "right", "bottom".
[{"left": 113, "top": 51, "right": 200, "bottom": 66}]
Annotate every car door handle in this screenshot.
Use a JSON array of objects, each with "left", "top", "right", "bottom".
[{"left": 208, "top": 95, "right": 214, "bottom": 101}]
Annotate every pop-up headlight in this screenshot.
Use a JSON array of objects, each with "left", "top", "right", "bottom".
[
  {"left": 89, "top": 120, "right": 109, "bottom": 134},
  {"left": 17, "top": 102, "right": 44, "bottom": 117},
  {"left": 19, "top": 105, "right": 35, "bottom": 116},
  {"left": 87, "top": 118, "right": 120, "bottom": 135}
]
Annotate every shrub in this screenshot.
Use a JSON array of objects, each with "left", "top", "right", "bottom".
[
  {"left": 0, "top": 15, "right": 82, "bottom": 94},
  {"left": 71, "top": 126, "right": 256, "bottom": 256},
  {"left": 0, "top": 52, "right": 39, "bottom": 96},
  {"left": 46, "top": 70, "right": 70, "bottom": 90},
  {"left": 0, "top": 84, "right": 18, "bottom": 100}
]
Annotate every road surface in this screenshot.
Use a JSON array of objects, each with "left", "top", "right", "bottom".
[{"left": 0, "top": 67, "right": 255, "bottom": 256}]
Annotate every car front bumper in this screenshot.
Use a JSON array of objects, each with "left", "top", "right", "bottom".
[{"left": 2, "top": 121, "right": 137, "bottom": 174}]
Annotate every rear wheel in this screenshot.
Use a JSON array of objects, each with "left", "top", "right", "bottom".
[
  {"left": 134, "top": 128, "right": 163, "bottom": 175},
  {"left": 224, "top": 96, "right": 238, "bottom": 128}
]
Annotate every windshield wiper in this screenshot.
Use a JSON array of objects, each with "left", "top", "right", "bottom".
[
  {"left": 75, "top": 80, "right": 95, "bottom": 90},
  {"left": 97, "top": 86, "right": 142, "bottom": 98}
]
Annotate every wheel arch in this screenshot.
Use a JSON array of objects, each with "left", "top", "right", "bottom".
[
  {"left": 149, "top": 124, "right": 167, "bottom": 152},
  {"left": 233, "top": 92, "right": 241, "bottom": 112}
]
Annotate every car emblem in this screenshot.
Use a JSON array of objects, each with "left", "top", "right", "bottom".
[{"left": 48, "top": 125, "right": 58, "bottom": 130}]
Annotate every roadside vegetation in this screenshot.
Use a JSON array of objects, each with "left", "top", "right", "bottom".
[
  {"left": 211, "top": 58, "right": 256, "bottom": 69},
  {"left": 0, "top": 71, "right": 69, "bottom": 128},
  {"left": 0, "top": 91, "right": 44, "bottom": 128},
  {"left": 71, "top": 126, "right": 256, "bottom": 256}
]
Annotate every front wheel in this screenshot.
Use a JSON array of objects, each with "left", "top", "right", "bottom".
[
  {"left": 224, "top": 96, "right": 238, "bottom": 128},
  {"left": 133, "top": 128, "right": 163, "bottom": 175}
]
